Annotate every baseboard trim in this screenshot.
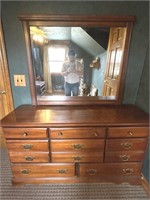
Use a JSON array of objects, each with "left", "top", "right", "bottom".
[{"left": 141, "top": 174, "right": 150, "bottom": 197}]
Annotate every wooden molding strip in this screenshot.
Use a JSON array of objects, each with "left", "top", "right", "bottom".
[
  {"left": 141, "top": 174, "right": 150, "bottom": 197},
  {"left": 18, "top": 14, "right": 136, "bottom": 22}
]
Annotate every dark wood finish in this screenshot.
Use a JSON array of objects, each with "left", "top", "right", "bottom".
[
  {"left": 79, "top": 163, "right": 142, "bottom": 177},
  {"left": 107, "top": 127, "right": 149, "bottom": 138},
  {"left": 105, "top": 138, "right": 147, "bottom": 151},
  {"left": 141, "top": 174, "right": 150, "bottom": 197},
  {"left": 3, "top": 128, "right": 48, "bottom": 139},
  {"left": 105, "top": 151, "right": 145, "bottom": 162},
  {"left": 50, "top": 127, "right": 105, "bottom": 139},
  {"left": 0, "top": 104, "right": 149, "bottom": 185},
  {"left": 51, "top": 152, "right": 104, "bottom": 163},
  {"left": 12, "top": 163, "right": 75, "bottom": 178},
  {"left": 9, "top": 152, "right": 49, "bottom": 163},
  {"left": 19, "top": 15, "right": 135, "bottom": 105},
  {"left": 51, "top": 139, "right": 104, "bottom": 152},
  {"left": 1, "top": 105, "right": 149, "bottom": 127},
  {"left": 6, "top": 140, "right": 49, "bottom": 152}
]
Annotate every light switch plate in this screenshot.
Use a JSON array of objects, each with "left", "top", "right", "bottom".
[{"left": 14, "top": 75, "right": 26, "bottom": 86}]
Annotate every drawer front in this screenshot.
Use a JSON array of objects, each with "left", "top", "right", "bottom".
[
  {"left": 79, "top": 163, "right": 142, "bottom": 177},
  {"left": 50, "top": 128, "right": 105, "bottom": 139},
  {"left": 105, "top": 151, "right": 145, "bottom": 162},
  {"left": 3, "top": 128, "right": 48, "bottom": 139},
  {"left": 107, "top": 127, "right": 149, "bottom": 138},
  {"left": 51, "top": 139, "right": 104, "bottom": 152},
  {"left": 12, "top": 164, "right": 75, "bottom": 177},
  {"left": 6, "top": 140, "right": 49, "bottom": 152},
  {"left": 51, "top": 152, "right": 103, "bottom": 163},
  {"left": 9, "top": 152, "right": 49, "bottom": 163},
  {"left": 106, "top": 138, "right": 147, "bottom": 151}
]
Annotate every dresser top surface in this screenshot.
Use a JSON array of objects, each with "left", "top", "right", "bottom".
[{"left": 1, "top": 104, "right": 149, "bottom": 127}]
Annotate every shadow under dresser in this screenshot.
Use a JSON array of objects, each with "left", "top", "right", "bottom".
[{"left": 1, "top": 104, "right": 149, "bottom": 185}]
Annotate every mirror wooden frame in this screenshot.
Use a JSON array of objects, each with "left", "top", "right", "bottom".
[{"left": 19, "top": 14, "right": 135, "bottom": 105}]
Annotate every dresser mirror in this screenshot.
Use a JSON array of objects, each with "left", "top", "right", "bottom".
[{"left": 19, "top": 15, "right": 135, "bottom": 105}]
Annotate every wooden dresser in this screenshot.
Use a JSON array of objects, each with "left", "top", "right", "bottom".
[{"left": 1, "top": 104, "right": 149, "bottom": 185}]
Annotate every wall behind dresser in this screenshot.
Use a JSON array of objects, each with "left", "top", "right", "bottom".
[
  {"left": 135, "top": 45, "right": 149, "bottom": 183},
  {"left": 1, "top": 1, "right": 149, "bottom": 108}
]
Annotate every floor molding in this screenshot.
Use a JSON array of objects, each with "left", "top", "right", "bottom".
[{"left": 141, "top": 174, "right": 150, "bottom": 197}]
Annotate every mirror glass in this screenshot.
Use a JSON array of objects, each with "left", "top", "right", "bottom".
[
  {"left": 20, "top": 15, "right": 134, "bottom": 105},
  {"left": 29, "top": 26, "right": 110, "bottom": 98}
]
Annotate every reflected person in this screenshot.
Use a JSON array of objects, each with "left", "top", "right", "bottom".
[{"left": 61, "top": 49, "right": 83, "bottom": 96}]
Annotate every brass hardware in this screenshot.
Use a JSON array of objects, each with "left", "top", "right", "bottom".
[
  {"left": 72, "top": 144, "right": 84, "bottom": 150},
  {"left": 23, "top": 132, "right": 28, "bottom": 137},
  {"left": 22, "top": 144, "right": 33, "bottom": 150},
  {"left": 72, "top": 156, "right": 82, "bottom": 161},
  {"left": 121, "top": 143, "right": 132, "bottom": 149},
  {"left": 122, "top": 168, "right": 134, "bottom": 175},
  {"left": 93, "top": 132, "right": 98, "bottom": 137},
  {"left": 57, "top": 169, "right": 68, "bottom": 174},
  {"left": 20, "top": 169, "right": 31, "bottom": 175},
  {"left": 87, "top": 169, "right": 97, "bottom": 175},
  {"left": 58, "top": 132, "right": 63, "bottom": 136},
  {"left": 0, "top": 90, "right": 6, "bottom": 94},
  {"left": 128, "top": 131, "right": 133, "bottom": 136},
  {"left": 119, "top": 155, "right": 130, "bottom": 161},
  {"left": 25, "top": 156, "right": 35, "bottom": 161}
]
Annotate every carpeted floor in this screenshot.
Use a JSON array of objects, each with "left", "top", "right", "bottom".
[{"left": 0, "top": 148, "right": 149, "bottom": 200}]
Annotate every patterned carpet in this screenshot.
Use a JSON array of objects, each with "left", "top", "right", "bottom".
[{"left": 0, "top": 148, "right": 149, "bottom": 200}]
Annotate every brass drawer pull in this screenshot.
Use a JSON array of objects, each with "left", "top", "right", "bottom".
[
  {"left": 72, "top": 144, "right": 84, "bottom": 150},
  {"left": 22, "top": 144, "right": 33, "bottom": 150},
  {"left": 121, "top": 143, "right": 132, "bottom": 149},
  {"left": 58, "top": 132, "right": 63, "bottom": 136},
  {"left": 20, "top": 169, "right": 31, "bottom": 175},
  {"left": 119, "top": 155, "right": 130, "bottom": 161},
  {"left": 57, "top": 169, "right": 68, "bottom": 174},
  {"left": 72, "top": 156, "right": 82, "bottom": 161},
  {"left": 87, "top": 169, "right": 97, "bottom": 175},
  {"left": 24, "top": 156, "right": 35, "bottom": 161},
  {"left": 128, "top": 131, "right": 133, "bottom": 136},
  {"left": 122, "top": 168, "right": 134, "bottom": 175},
  {"left": 23, "top": 132, "right": 28, "bottom": 137},
  {"left": 93, "top": 131, "right": 98, "bottom": 137}
]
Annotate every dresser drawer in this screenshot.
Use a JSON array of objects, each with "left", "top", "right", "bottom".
[
  {"left": 79, "top": 163, "right": 142, "bottom": 177},
  {"left": 105, "top": 151, "right": 145, "bottom": 162},
  {"left": 106, "top": 138, "right": 147, "bottom": 151},
  {"left": 51, "top": 139, "right": 104, "bottom": 152},
  {"left": 51, "top": 152, "right": 104, "bottom": 163},
  {"left": 12, "top": 163, "right": 75, "bottom": 178},
  {"left": 50, "top": 127, "right": 105, "bottom": 139},
  {"left": 6, "top": 140, "right": 49, "bottom": 152},
  {"left": 107, "top": 127, "right": 149, "bottom": 138},
  {"left": 3, "top": 128, "right": 48, "bottom": 139},
  {"left": 9, "top": 152, "right": 49, "bottom": 163}
]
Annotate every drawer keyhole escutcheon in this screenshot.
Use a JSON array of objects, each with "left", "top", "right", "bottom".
[
  {"left": 122, "top": 168, "right": 134, "bottom": 175},
  {"left": 25, "top": 156, "right": 35, "bottom": 161},
  {"left": 128, "top": 131, "right": 133, "bottom": 136},
  {"left": 72, "top": 144, "right": 84, "bottom": 150},
  {"left": 20, "top": 169, "right": 31, "bottom": 175},
  {"left": 121, "top": 143, "right": 132, "bottom": 149},
  {"left": 72, "top": 156, "right": 82, "bottom": 161},
  {"left": 57, "top": 169, "right": 68, "bottom": 174},
  {"left": 22, "top": 144, "right": 33, "bottom": 150},
  {"left": 23, "top": 132, "right": 28, "bottom": 137},
  {"left": 119, "top": 155, "right": 130, "bottom": 161},
  {"left": 87, "top": 169, "right": 97, "bottom": 175},
  {"left": 58, "top": 132, "right": 63, "bottom": 136}
]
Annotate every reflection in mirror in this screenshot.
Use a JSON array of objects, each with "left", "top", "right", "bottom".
[{"left": 29, "top": 26, "right": 110, "bottom": 97}]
